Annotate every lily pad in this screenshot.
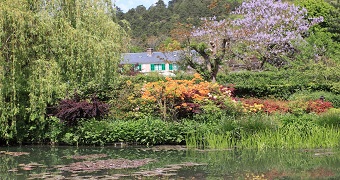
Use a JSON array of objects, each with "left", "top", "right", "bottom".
[
  {"left": 57, "top": 158, "right": 155, "bottom": 173},
  {"left": 140, "top": 145, "right": 187, "bottom": 151},
  {"left": 65, "top": 153, "right": 108, "bottom": 160},
  {"left": 133, "top": 162, "right": 207, "bottom": 178},
  {"left": 0, "top": 151, "right": 30, "bottom": 157}
]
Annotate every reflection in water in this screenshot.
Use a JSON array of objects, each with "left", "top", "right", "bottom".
[{"left": 0, "top": 145, "right": 340, "bottom": 179}]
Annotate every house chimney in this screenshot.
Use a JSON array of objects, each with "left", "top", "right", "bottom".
[{"left": 146, "top": 48, "right": 153, "bottom": 57}]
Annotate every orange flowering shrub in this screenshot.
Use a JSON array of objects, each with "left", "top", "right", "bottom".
[{"left": 139, "top": 74, "right": 235, "bottom": 120}]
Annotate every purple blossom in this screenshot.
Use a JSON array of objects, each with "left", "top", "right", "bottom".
[
  {"left": 231, "top": 0, "right": 323, "bottom": 61},
  {"left": 190, "top": 0, "right": 323, "bottom": 67}
]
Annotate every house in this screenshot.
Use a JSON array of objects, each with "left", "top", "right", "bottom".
[{"left": 121, "top": 48, "right": 180, "bottom": 74}]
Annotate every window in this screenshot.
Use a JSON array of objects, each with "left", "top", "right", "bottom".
[
  {"left": 169, "top": 64, "right": 178, "bottom": 71},
  {"left": 134, "top": 64, "right": 142, "bottom": 71},
  {"left": 151, "top": 64, "right": 165, "bottom": 71}
]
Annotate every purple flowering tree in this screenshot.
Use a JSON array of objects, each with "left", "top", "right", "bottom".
[
  {"left": 186, "top": 0, "right": 323, "bottom": 79},
  {"left": 232, "top": 0, "right": 323, "bottom": 68}
]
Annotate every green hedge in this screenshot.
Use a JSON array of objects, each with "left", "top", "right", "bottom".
[
  {"left": 229, "top": 83, "right": 333, "bottom": 99},
  {"left": 61, "top": 118, "right": 216, "bottom": 146},
  {"left": 217, "top": 67, "right": 340, "bottom": 99}
]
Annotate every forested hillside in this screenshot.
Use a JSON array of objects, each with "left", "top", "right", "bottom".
[{"left": 116, "top": 0, "right": 241, "bottom": 52}]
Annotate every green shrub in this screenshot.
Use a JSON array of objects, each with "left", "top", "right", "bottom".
[
  {"left": 217, "top": 66, "right": 339, "bottom": 99},
  {"left": 193, "top": 103, "right": 226, "bottom": 123},
  {"left": 331, "top": 82, "right": 340, "bottom": 94},
  {"left": 72, "top": 117, "right": 214, "bottom": 146},
  {"left": 238, "top": 114, "right": 279, "bottom": 133},
  {"left": 288, "top": 100, "right": 309, "bottom": 116},
  {"left": 279, "top": 113, "right": 318, "bottom": 128},
  {"left": 61, "top": 132, "right": 79, "bottom": 146},
  {"left": 289, "top": 91, "right": 340, "bottom": 108},
  {"left": 44, "top": 116, "right": 65, "bottom": 144},
  {"left": 316, "top": 108, "right": 340, "bottom": 127},
  {"left": 193, "top": 100, "right": 243, "bottom": 123}
]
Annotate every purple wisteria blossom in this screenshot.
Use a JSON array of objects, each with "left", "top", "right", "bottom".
[
  {"left": 190, "top": 0, "right": 323, "bottom": 69},
  {"left": 231, "top": 0, "right": 323, "bottom": 67},
  {"left": 192, "top": 16, "right": 233, "bottom": 44}
]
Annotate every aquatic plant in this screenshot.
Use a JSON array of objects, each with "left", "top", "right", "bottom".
[
  {"left": 187, "top": 124, "right": 340, "bottom": 150},
  {"left": 316, "top": 108, "right": 340, "bottom": 127},
  {"left": 57, "top": 158, "right": 155, "bottom": 173}
]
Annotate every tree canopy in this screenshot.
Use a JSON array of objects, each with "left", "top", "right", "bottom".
[
  {"left": 118, "top": 0, "right": 241, "bottom": 51},
  {"left": 0, "top": 0, "right": 128, "bottom": 143}
]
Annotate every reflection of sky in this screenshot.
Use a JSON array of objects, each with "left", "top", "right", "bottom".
[{"left": 114, "top": 0, "right": 171, "bottom": 12}]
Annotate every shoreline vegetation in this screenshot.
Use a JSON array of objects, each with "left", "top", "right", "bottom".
[
  {"left": 12, "top": 107, "right": 340, "bottom": 150},
  {"left": 1, "top": 69, "right": 340, "bottom": 149},
  {"left": 0, "top": 0, "right": 339, "bottom": 150}
]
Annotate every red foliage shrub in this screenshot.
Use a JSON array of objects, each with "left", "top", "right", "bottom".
[
  {"left": 261, "top": 99, "right": 289, "bottom": 114},
  {"left": 306, "top": 100, "right": 333, "bottom": 114},
  {"left": 54, "top": 94, "right": 110, "bottom": 126}
]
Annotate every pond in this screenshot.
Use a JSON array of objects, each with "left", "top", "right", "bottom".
[{"left": 0, "top": 145, "right": 340, "bottom": 179}]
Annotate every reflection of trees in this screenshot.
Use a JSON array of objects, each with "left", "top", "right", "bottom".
[
  {"left": 1, "top": 147, "right": 340, "bottom": 179},
  {"left": 185, "top": 149, "right": 340, "bottom": 178},
  {"left": 0, "top": 153, "right": 17, "bottom": 179}
]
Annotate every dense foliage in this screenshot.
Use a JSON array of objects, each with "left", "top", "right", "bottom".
[
  {"left": 112, "top": 74, "right": 240, "bottom": 121},
  {"left": 0, "top": 0, "right": 339, "bottom": 148},
  {"left": 177, "top": 0, "right": 325, "bottom": 81},
  {"left": 0, "top": 0, "right": 128, "bottom": 143},
  {"left": 117, "top": 0, "right": 241, "bottom": 51},
  {"left": 118, "top": 0, "right": 339, "bottom": 76},
  {"left": 217, "top": 63, "right": 340, "bottom": 99},
  {"left": 55, "top": 111, "right": 340, "bottom": 147},
  {"left": 54, "top": 94, "right": 110, "bottom": 126}
]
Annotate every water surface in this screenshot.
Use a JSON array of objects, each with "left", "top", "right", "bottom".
[{"left": 0, "top": 145, "right": 339, "bottom": 179}]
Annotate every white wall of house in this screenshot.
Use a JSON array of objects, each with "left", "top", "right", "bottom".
[{"left": 140, "top": 64, "right": 149, "bottom": 73}]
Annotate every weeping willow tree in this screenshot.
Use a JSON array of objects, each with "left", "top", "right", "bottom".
[{"left": 0, "top": 0, "right": 128, "bottom": 143}]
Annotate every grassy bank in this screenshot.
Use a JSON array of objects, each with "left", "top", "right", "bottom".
[
  {"left": 187, "top": 126, "right": 340, "bottom": 150},
  {"left": 43, "top": 109, "right": 340, "bottom": 150}
]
